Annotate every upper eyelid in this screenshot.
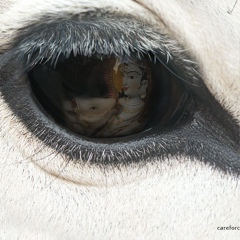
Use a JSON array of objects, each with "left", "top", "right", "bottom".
[
  {"left": 12, "top": 18, "right": 170, "bottom": 61},
  {"left": 0, "top": 17, "right": 202, "bottom": 90},
  {"left": 0, "top": 0, "right": 160, "bottom": 45}
]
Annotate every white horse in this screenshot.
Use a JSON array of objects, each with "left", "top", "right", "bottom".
[{"left": 0, "top": 0, "right": 239, "bottom": 239}]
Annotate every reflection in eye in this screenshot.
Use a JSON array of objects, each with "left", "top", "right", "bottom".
[{"left": 28, "top": 53, "right": 188, "bottom": 138}]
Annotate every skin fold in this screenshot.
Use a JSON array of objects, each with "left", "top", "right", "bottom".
[{"left": 0, "top": 0, "right": 239, "bottom": 239}]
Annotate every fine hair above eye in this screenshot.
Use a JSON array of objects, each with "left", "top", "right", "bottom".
[{"left": 0, "top": 18, "right": 201, "bottom": 89}]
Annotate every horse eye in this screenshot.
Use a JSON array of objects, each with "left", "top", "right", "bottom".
[{"left": 28, "top": 53, "right": 190, "bottom": 138}]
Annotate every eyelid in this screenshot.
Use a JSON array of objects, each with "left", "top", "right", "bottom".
[{"left": 0, "top": 17, "right": 201, "bottom": 89}]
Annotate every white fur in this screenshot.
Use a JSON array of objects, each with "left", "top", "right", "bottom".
[
  {"left": 0, "top": 0, "right": 240, "bottom": 239},
  {"left": 137, "top": 0, "right": 240, "bottom": 122}
]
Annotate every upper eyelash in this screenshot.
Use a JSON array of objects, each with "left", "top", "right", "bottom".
[
  {"left": 2, "top": 18, "right": 163, "bottom": 68},
  {"left": 0, "top": 17, "right": 201, "bottom": 88}
]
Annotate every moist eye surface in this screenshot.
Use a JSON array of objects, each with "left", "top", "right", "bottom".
[{"left": 28, "top": 53, "right": 188, "bottom": 138}]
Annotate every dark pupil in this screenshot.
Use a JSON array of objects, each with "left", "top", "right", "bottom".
[{"left": 28, "top": 54, "right": 186, "bottom": 138}]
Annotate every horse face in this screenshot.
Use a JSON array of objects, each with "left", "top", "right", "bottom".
[{"left": 0, "top": 0, "right": 239, "bottom": 239}]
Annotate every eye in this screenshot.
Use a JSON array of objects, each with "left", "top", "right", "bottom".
[
  {"left": 0, "top": 18, "right": 205, "bottom": 169},
  {"left": 27, "top": 52, "right": 190, "bottom": 138},
  {"left": 1, "top": 14, "right": 239, "bottom": 181}
]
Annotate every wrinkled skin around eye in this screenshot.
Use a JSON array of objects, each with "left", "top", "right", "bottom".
[{"left": 0, "top": 0, "right": 240, "bottom": 240}]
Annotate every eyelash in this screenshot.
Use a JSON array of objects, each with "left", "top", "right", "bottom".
[
  {"left": 0, "top": 18, "right": 200, "bottom": 165},
  {"left": 1, "top": 18, "right": 198, "bottom": 80}
]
